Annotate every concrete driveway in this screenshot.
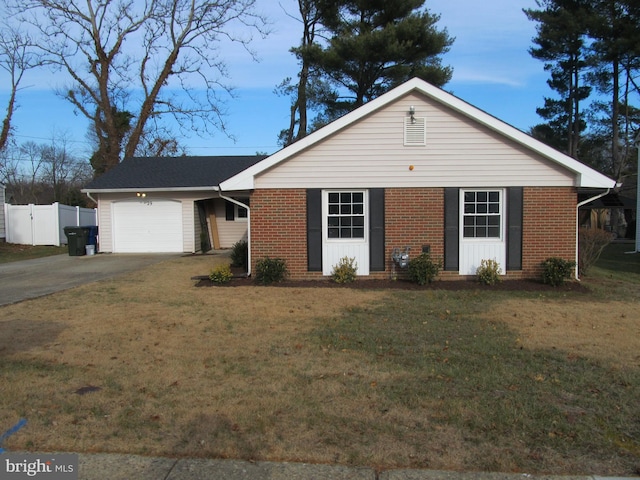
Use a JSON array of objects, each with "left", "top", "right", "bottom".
[{"left": 0, "top": 253, "right": 178, "bottom": 306}]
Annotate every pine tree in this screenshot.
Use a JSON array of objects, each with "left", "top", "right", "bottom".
[
  {"left": 525, "top": 0, "right": 591, "bottom": 159},
  {"left": 312, "top": 0, "right": 453, "bottom": 121}
]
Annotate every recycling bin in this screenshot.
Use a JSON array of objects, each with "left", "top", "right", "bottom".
[{"left": 83, "top": 225, "right": 99, "bottom": 253}]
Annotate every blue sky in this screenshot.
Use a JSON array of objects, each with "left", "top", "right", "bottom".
[{"left": 5, "top": 0, "right": 545, "bottom": 158}]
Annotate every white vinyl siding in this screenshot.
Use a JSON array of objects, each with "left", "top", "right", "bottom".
[
  {"left": 214, "top": 199, "right": 249, "bottom": 248},
  {"left": 94, "top": 192, "right": 247, "bottom": 253},
  {"left": 255, "top": 93, "right": 574, "bottom": 189}
]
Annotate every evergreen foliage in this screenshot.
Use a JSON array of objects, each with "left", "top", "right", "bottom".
[
  {"left": 407, "top": 253, "right": 441, "bottom": 285},
  {"left": 255, "top": 257, "right": 289, "bottom": 284},
  {"left": 541, "top": 257, "right": 576, "bottom": 286},
  {"left": 280, "top": 0, "right": 454, "bottom": 136}
]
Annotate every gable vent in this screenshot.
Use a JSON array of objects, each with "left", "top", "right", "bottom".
[{"left": 404, "top": 117, "right": 426, "bottom": 146}]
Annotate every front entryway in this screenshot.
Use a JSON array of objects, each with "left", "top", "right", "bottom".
[
  {"left": 459, "top": 189, "right": 506, "bottom": 275},
  {"left": 322, "top": 190, "right": 370, "bottom": 275}
]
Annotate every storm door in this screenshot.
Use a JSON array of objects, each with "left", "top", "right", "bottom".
[{"left": 322, "top": 190, "right": 370, "bottom": 275}]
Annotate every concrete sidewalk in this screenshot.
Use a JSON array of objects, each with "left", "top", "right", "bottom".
[{"left": 76, "top": 453, "right": 638, "bottom": 480}]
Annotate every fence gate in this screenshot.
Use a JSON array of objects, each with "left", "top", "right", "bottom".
[{"left": 5, "top": 203, "right": 97, "bottom": 246}]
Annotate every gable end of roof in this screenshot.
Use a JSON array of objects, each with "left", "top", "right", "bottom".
[{"left": 220, "top": 78, "right": 614, "bottom": 191}]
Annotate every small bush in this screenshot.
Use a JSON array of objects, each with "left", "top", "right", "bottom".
[
  {"left": 578, "top": 227, "right": 614, "bottom": 276},
  {"left": 209, "top": 264, "right": 233, "bottom": 284},
  {"left": 541, "top": 257, "right": 576, "bottom": 286},
  {"left": 407, "top": 253, "right": 441, "bottom": 285},
  {"left": 476, "top": 259, "right": 502, "bottom": 285},
  {"left": 331, "top": 256, "right": 358, "bottom": 284},
  {"left": 255, "top": 257, "right": 288, "bottom": 284},
  {"left": 230, "top": 240, "right": 248, "bottom": 271}
]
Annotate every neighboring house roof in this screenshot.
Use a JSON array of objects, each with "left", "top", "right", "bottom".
[
  {"left": 83, "top": 155, "right": 267, "bottom": 192},
  {"left": 579, "top": 192, "right": 636, "bottom": 210},
  {"left": 220, "top": 77, "right": 615, "bottom": 191}
]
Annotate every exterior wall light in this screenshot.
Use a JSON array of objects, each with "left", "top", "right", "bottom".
[{"left": 409, "top": 105, "right": 416, "bottom": 124}]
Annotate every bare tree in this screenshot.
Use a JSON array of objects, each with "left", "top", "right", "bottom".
[
  {"left": 4, "top": 141, "right": 47, "bottom": 203},
  {"left": 278, "top": 0, "right": 325, "bottom": 146},
  {"left": 1, "top": 134, "right": 92, "bottom": 204},
  {"left": 0, "top": 23, "right": 42, "bottom": 152},
  {"left": 40, "top": 132, "right": 92, "bottom": 202},
  {"left": 13, "top": 0, "right": 267, "bottom": 173}
]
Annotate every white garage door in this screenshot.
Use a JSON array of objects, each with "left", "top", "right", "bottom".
[{"left": 113, "top": 199, "right": 183, "bottom": 253}]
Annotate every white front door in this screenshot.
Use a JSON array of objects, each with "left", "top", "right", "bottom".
[
  {"left": 459, "top": 189, "right": 506, "bottom": 275},
  {"left": 322, "top": 190, "right": 370, "bottom": 276}
]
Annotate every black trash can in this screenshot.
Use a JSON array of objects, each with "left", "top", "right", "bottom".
[{"left": 64, "top": 226, "right": 89, "bottom": 256}]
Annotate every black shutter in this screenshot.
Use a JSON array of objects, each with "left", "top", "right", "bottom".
[
  {"left": 507, "top": 187, "right": 523, "bottom": 271},
  {"left": 444, "top": 188, "right": 459, "bottom": 271},
  {"left": 369, "top": 188, "right": 385, "bottom": 271},
  {"left": 307, "top": 189, "right": 322, "bottom": 271},
  {"left": 225, "top": 201, "right": 235, "bottom": 221}
]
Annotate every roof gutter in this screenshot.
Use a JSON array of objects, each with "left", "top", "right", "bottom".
[
  {"left": 81, "top": 186, "right": 220, "bottom": 194},
  {"left": 218, "top": 191, "right": 252, "bottom": 277},
  {"left": 575, "top": 188, "right": 611, "bottom": 280}
]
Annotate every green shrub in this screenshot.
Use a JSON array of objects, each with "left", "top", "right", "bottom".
[
  {"left": 209, "top": 264, "right": 233, "bottom": 284},
  {"left": 230, "top": 240, "right": 248, "bottom": 271},
  {"left": 541, "top": 257, "right": 576, "bottom": 286},
  {"left": 476, "top": 258, "right": 502, "bottom": 285},
  {"left": 407, "top": 253, "right": 441, "bottom": 285},
  {"left": 331, "top": 256, "right": 358, "bottom": 284},
  {"left": 255, "top": 257, "right": 288, "bottom": 284},
  {"left": 578, "top": 227, "right": 614, "bottom": 276}
]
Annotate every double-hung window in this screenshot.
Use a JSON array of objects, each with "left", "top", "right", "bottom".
[
  {"left": 326, "top": 191, "right": 365, "bottom": 239},
  {"left": 462, "top": 190, "right": 502, "bottom": 239},
  {"left": 225, "top": 198, "right": 249, "bottom": 222}
]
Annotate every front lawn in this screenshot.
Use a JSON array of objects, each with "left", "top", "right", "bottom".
[
  {"left": 0, "top": 243, "right": 67, "bottom": 264},
  {"left": 0, "top": 247, "right": 638, "bottom": 475}
]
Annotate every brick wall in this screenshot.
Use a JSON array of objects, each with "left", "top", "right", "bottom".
[
  {"left": 383, "top": 188, "right": 444, "bottom": 280},
  {"left": 250, "top": 188, "right": 320, "bottom": 279},
  {"left": 250, "top": 186, "right": 577, "bottom": 280},
  {"left": 522, "top": 187, "right": 577, "bottom": 278}
]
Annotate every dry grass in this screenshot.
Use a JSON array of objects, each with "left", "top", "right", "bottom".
[
  {"left": 1, "top": 250, "right": 639, "bottom": 475},
  {"left": 0, "top": 243, "right": 67, "bottom": 263},
  {"left": 489, "top": 299, "right": 640, "bottom": 369}
]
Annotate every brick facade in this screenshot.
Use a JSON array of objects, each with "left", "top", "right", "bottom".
[
  {"left": 250, "top": 188, "right": 320, "bottom": 279},
  {"left": 521, "top": 187, "right": 577, "bottom": 278},
  {"left": 383, "top": 188, "right": 445, "bottom": 280},
  {"left": 250, "top": 186, "right": 577, "bottom": 281}
]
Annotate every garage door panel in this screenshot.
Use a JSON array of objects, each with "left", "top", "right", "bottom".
[{"left": 113, "top": 199, "right": 183, "bottom": 253}]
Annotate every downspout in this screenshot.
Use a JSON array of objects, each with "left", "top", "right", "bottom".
[
  {"left": 575, "top": 188, "right": 610, "bottom": 280},
  {"left": 218, "top": 191, "right": 252, "bottom": 277},
  {"left": 85, "top": 191, "right": 97, "bottom": 205}
]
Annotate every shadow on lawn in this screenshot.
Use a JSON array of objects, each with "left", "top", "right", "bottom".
[{"left": 0, "top": 319, "right": 67, "bottom": 356}]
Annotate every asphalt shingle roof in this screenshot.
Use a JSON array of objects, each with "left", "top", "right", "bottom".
[{"left": 83, "top": 156, "right": 267, "bottom": 190}]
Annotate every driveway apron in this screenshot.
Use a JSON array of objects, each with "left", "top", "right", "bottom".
[{"left": 0, "top": 253, "right": 177, "bottom": 306}]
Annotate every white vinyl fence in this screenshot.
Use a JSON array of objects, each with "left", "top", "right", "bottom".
[{"left": 4, "top": 202, "right": 97, "bottom": 246}]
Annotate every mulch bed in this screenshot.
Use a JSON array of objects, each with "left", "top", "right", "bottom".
[{"left": 194, "top": 275, "right": 590, "bottom": 292}]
